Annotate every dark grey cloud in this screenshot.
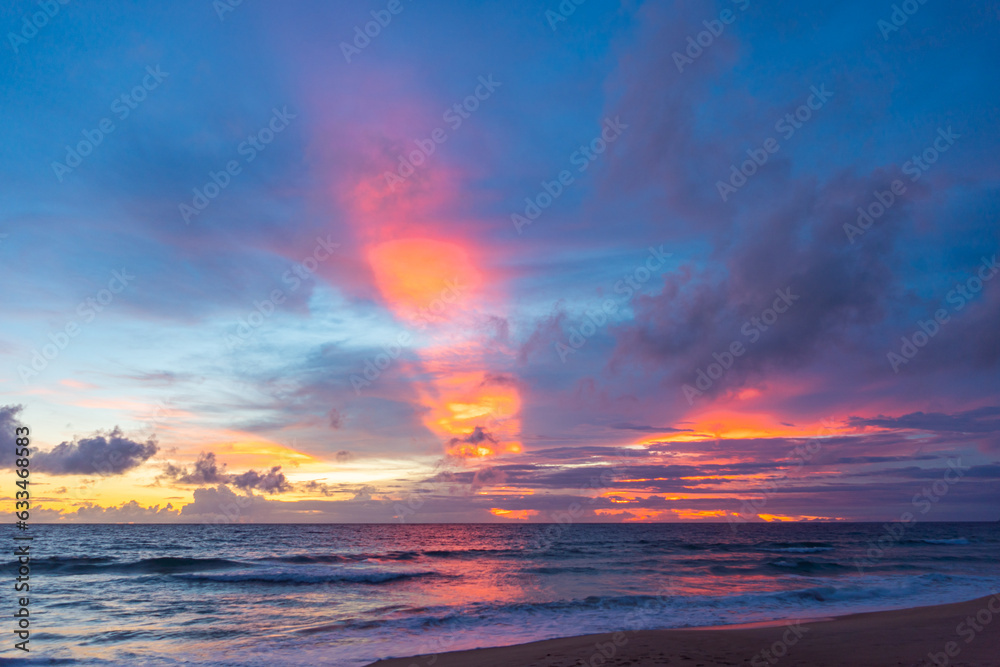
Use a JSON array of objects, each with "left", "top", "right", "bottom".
[
  {"left": 301, "top": 480, "right": 335, "bottom": 496},
  {"left": 471, "top": 466, "right": 507, "bottom": 490},
  {"left": 856, "top": 463, "right": 1000, "bottom": 480},
  {"left": 0, "top": 405, "right": 26, "bottom": 468},
  {"left": 2, "top": 409, "right": 158, "bottom": 477},
  {"left": 848, "top": 407, "right": 1000, "bottom": 434},
  {"left": 231, "top": 466, "right": 291, "bottom": 494},
  {"left": 834, "top": 455, "right": 940, "bottom": 464},
  {"left": 481, "top": 373, "right": 518, "bottom": 387},
  {"left": 529, "top": 446, "right": 652, "bottom": 460},
  {"left": 447, "top": 426, "right": 497, "bottom": 448},
  {"left": 160, "top": 451, "right": 293, "bottom": 494},
  {"left": 32, "top": 428, "right": 158, "bottom": 476},
  {"left": 609, "top": 422, "right": 689, "bottom": 433},
  {"left": 169, "top": 452, "right": 228, "bottom": 484}
]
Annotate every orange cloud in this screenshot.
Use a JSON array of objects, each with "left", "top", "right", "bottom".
[
  {"left": 757, "top": 513, "right": 843, "bottom": 522},
  {"left": 489, "top": 508, "right": 538, "bottom": 520},
  {"left": 368, "top": 238, "right": 482, "bottom": 324},
  {"left": 336, "top": 120, "right": 522, "bottom": 460}
]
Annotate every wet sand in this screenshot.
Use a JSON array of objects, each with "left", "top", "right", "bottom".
[{"left": 366, "top": 594, "right": 1000, "bottom": 666}]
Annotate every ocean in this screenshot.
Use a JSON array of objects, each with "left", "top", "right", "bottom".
[{"left": 5, "top": 522, "right": 998, "bottom": 666}]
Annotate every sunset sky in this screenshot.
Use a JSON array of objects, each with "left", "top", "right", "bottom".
[{"left": 1, "top": 0, "right": 998, "bottom": 523}]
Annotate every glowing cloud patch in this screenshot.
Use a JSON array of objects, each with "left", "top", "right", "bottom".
[
  {"left": 368, "top": 238, "right": 481, "bottom": 323},
  {"left": 490, "top": 508, "right": 538, "bottom": 520}
]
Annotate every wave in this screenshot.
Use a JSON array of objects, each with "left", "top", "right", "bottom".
[
  {"left": 262, "top": 548, "right": 530, "bottom": 563},
  {"left": 34, "top": 555, "right": 116, "bottom": 565},
  {"left": 32, "top": 556, "right": 243, "bottom": 575},
  {"left": 422, "top": 548, "right": 525, "bottom": 559},
  {"left": 709, "top": 559, "right": 852, "bottom": 575},
  {"left": 760, "top": 546, "right": 835, "bottom": 554},
  {"left": 293, "top": 574, "right": 979, "bottom": 639},
  {"left": 259, "top": 554, "right": 354, "bottom": 564},
  {"left": 173, "top": 569, "right": 439, "bottom": 585},
  {"left": 766, "top": 559, "right": 852, "bottom": 573},
  {"left": 914, "top": 538, "right": 970, "bottom": 546},
  {"left": 258, "top": 551, "right": 420, "bottom": 564},
  {"left": 520, "top": 566, "right": 602, "bottom": 575},
  {"left": 760, "top": 541, "right": 835, "bottom": 549}
]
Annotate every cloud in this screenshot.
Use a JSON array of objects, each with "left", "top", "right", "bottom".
[
  {"left": 160, "top": 451, "right": 292, "bottom": 494},
  {"left": 609, "top": 422, "right": 689, "bottom": 433},
  {"left": 447, "top": 426, "right": 497, "bottom": 447},
  {"left": 301, "top": 480, "right": 336, "bottom": 496},
  {"left": 39, "top": 500, "right": 179, "bottom": 523},
  {"left": 848, "top": 407, "right": 1000, "bottom": 434},
  {"left": 171, "top": 452, "right": 229, "bottom": 484},
  {"left": 0, "top": 405, "right": 26, "bottom": 468},
  {"left": 31, "top": 428, "right": 158, "bottom": 475},
  {"left": 176, "top": 484, "right": 394, "bottom": 523},
  {"left": 471, "top": 466, "right": 506, "bottom": 490},
  {"left": 834, "top": 455, "right": 940, "bottom": 464},
  {"left": 231, "top": 466, "right": 291, "bottom": 494}
]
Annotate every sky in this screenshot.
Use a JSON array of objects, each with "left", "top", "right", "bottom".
[{"left": 1, "top": 0, "right": 998, "bottom": 524}]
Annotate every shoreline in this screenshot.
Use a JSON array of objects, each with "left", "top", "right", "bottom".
[{"left": 366, "top": 594, "right": 1000, "bottom": 666}]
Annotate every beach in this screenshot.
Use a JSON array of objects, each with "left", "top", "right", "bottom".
[
  {"left": 369, "top": 595, "right": 1000, "bottom": 666},
  {"left": 16, "top": 523, "right": 1000, "bottom": 666}
]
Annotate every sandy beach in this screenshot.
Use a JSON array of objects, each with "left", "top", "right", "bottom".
[{"left": 367, "top": 594, "right": 1000, "bottom": 667}]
